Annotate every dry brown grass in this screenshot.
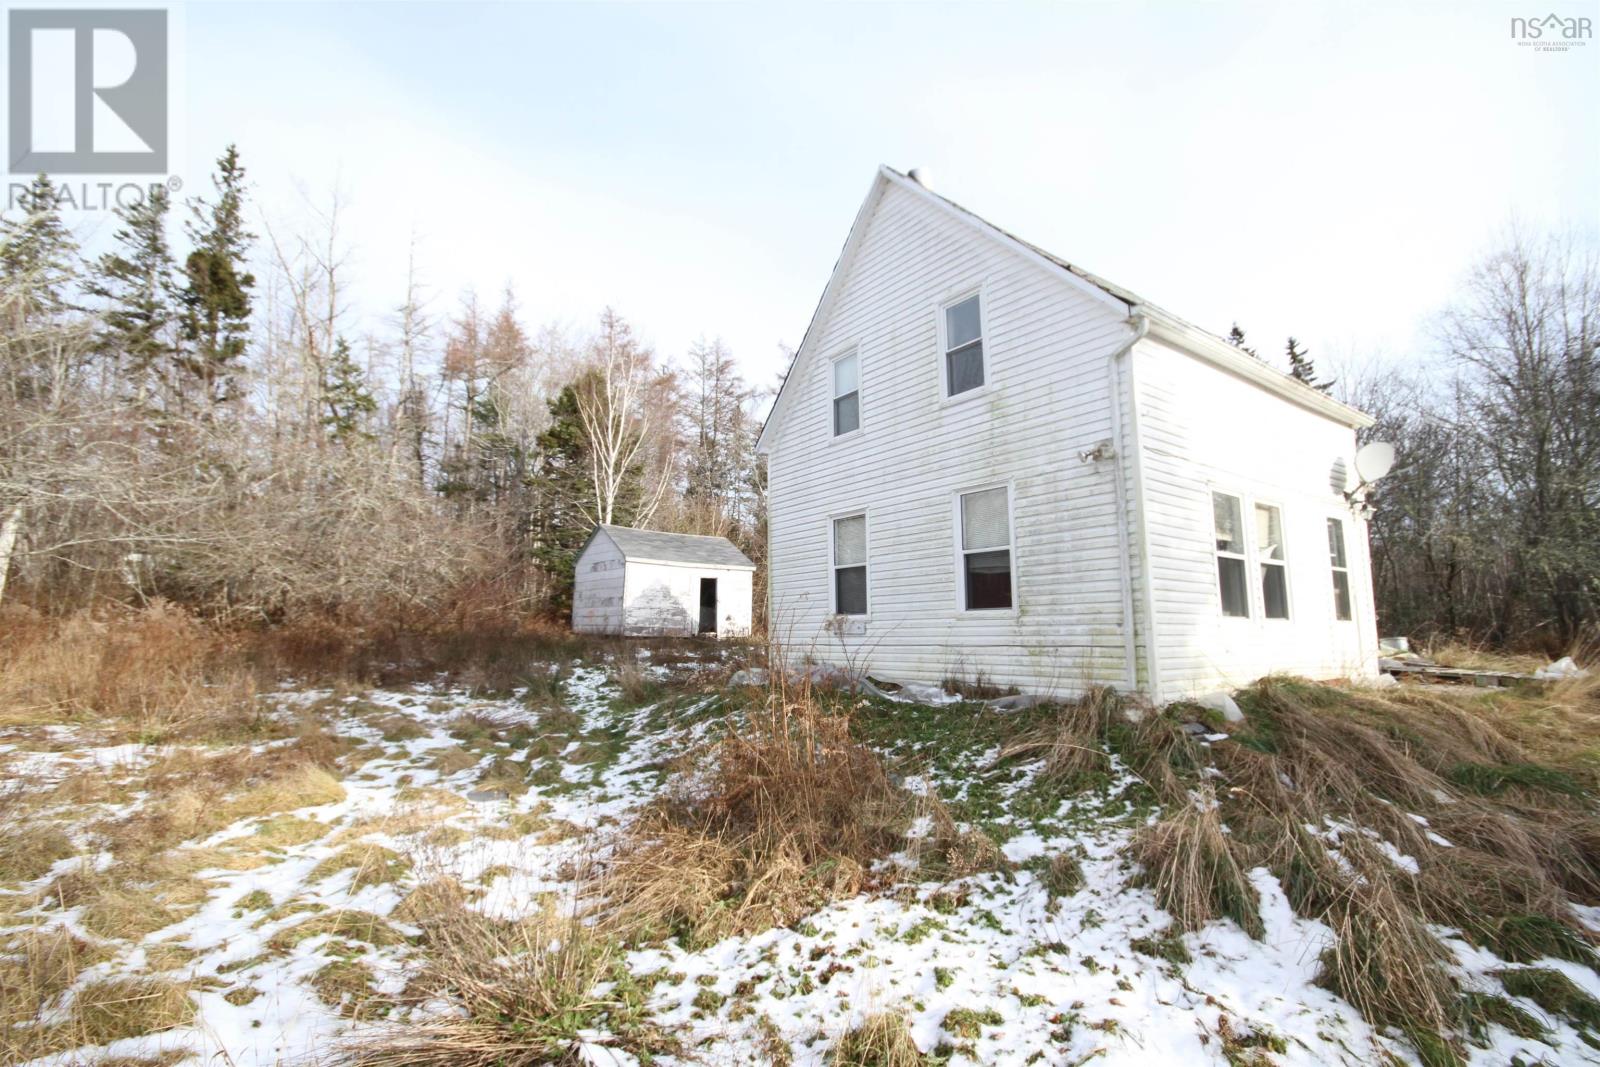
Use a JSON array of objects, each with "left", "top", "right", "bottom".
[
  {"left": 267, "top": 909, "right": 405, "bottom": 952},
  {"left": 830, "top": 1012, "right": 926, "bottom": 1066},
  {"left": 71, "top": 976, "right": 196, "bottom": 1045},
  {"left": 0, "top": 603, "right": 259, "bottom": 739},
  {"left": 332, "top": 898, "right": 672, "bottom": 1066},
  {"left": 1311, "top": 838, "right": 1459, "bottom": 1040},
  {"left": 0, "top": 927, "right": 108, "bottom": 1061},
  {"left": 1130, "top": 792, "right": 1264, "bottom": 938},
  {"left": 1418, "top": 638, "right": 1550, "bottom": 675},
  {"left": 309, "top": 844, "right": 411, "bottom": 890},
  {"left": 994, "top": 686, "right": 1116, "bottom": 786},
  {"left": 1105, "top": 675, "right": 1600, "bottom": 1059},
  {"left": 601, "top": 685, "right": 915, "bottom": 947},
  {"left": 0, "top": 810, "right": 74, "bottom": 885},
  {"left": 48, "top": 859, "right": 212, "bottom": 941},
  {"left": 312, "top": 959, "right": 383, "bottom": 1019},
  {"left": 96, "top": 756, "right": 346, "bottom": 860}
]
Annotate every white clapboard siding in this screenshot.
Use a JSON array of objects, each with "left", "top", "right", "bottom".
[
  {"left": 765, "top": 177, "right": 1137, "bottom": 696},
  {"left": 572, "top": 531, "right": 627, "bottom": 634},
  {"left": 1128, "top": 335, "right": 1379, "bottom": 695}
]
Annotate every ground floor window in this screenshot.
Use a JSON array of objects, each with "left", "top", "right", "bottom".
[
  {"left": 1213, "top": 492, "right": 1249, "bottom": 617},
  {"left": 1256, "top": 502, "right": 1289, "bottom": 619},
  {"left": 1328, "top": 517, "right": 1352, "bottom": 620},
  {"left": 832, "top": 513, "right": 867, "bottom": 615},
  {"left": 959, "top": 486, "right": 1013, "bottom": 610}
]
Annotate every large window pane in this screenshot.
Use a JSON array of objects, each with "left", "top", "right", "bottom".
[
  {"left": 833, "top": 353, "right": 858, "bottom": 395},
  {"left": 964, "top": 549, "right": 1012, "bottom": 610},
  {"left": 1332, "top": 570, "right": 1352, "bottom": 621},
  {"left": 1255, "top": 504, "right": 1284, "bottom": 561},
  {"left": 833, "top": 392, "right": 859, "bottom": 435},
  {"left": 835, "top": 565, "right": 867, "bottom": 616},
  {"left": 1262, "top": 563, "right": 1289, "bottom": 619},
  {"left": 947, "top": 343, "right": 984, "bottom": 395},
  {"left": 1214, "top": 494, "right": 1244, "bottom": 554},
  {"left": 946, "top": 296, "right": 981, "bottom": 348},
  {"left": 1218, "top": 557, "right": 1249, "bottom": 617},
  {"left": 1328, "top": 517, "right": 1352, "bottom": 620},
  {"left": 833, "top": 514, "right": 866, "bottom": 566},
  {"left": 961, "top": 487, "right": 1010, "bottom": 551}
]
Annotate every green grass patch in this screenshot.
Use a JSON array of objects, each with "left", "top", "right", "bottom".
[{"left": 1445, "top": 762, "right": 1583, "bottom": 797}]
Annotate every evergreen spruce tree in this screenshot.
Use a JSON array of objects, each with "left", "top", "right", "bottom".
[
  {"left": 527, "top": 383, "right": 595, "bottom": 613},
  {"left": 179, "top": 146, "right": 256, "bottom": 403},
  {"left": 321, "top": 336, "right": 377, "bottom": 442},
  {"left": 1225, "top": 322, "right": 1259, "bottom": 359},
  {"left": 0, "top": 174, "right": 80, "bottom": 320},
  {"left": 1285, "top": 336, "right": 1332, "bottom": 392},
  {"left": 91, "top": 187, "right": 178, "bottom": 396}
]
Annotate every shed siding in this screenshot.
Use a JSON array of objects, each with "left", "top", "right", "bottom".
[
  {"left": 766, "top": 180, "right": 1136, "bottom": 695},
  {"left": 571, "top": 532, "right": 627, "bottom": 634},
  {"left": 622, "top": 562, "right": 753, "bottom": 638},
  {"left": 1130, "top": 335, "right": 1379, "bottom": 696}
]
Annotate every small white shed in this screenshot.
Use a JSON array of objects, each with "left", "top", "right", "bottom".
[{"left": 571, "top": 525, "right": 755, "bottom": 638}]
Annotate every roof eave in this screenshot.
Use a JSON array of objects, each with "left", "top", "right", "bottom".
[
  {"left": 1140, "top": 309, "right": 1375, "bottom": 429},
  {"left": 756, "top": 168, "right": 895, "bottom": 456},
  {"left": 622, "top": 556, "right": 756, "bottom": 570}
]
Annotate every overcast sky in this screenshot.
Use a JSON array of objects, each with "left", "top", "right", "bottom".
[{"left": 137, "top": 2, "right": 1600, "bottom": 389}]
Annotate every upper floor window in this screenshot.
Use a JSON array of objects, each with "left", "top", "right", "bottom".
[
  {"left": 1255, "top": 503, "right": 1289, "bottom": 619},
  {"left": 944, "top": 294, "right": 984, "bottom": 397},
  {"left": 832, "top": 513, "right": 867, "bottom": 615},
  {"left": 959, "top": 486, "right": 1013, "bottom": 610},
  {"left": 1213, "top": 492, "right": 1249, "bottom": 617},
  {"left": 1327, "top": 518, "right": 1352, "bottom": 620},
  {"left": 832, "top": 351, "right": 860, "bottom": 436}
]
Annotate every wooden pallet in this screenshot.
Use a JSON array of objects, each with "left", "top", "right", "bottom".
[{"left": 1379, "top": 660, "right": 1536, "bottom": 688}]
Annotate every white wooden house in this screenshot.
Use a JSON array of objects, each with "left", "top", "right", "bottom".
[
  {"left": 756, "top": 166, "right": 1381, "bottom": 701},
  {"left": 571, "top": 525, "right": 754, "bottom": 638}
]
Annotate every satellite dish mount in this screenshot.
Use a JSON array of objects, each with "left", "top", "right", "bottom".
[{"left": 1344, "top": 441, "right": 1396, "bottom": 518}]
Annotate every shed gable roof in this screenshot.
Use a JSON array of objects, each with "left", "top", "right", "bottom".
[
  {"left": 589, "top": 525, "right": 755, "bottom": 569},
  {"left": 756, "top": 166, "right": 1371, "bottom": 453}
]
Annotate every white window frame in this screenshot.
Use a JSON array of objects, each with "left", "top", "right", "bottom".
[
  {"left": 829, "top": 347, "right": 861, "bottom": 440},
  {"left": 937, "top": 286, "right": 988, "bottom": 403},
  {"left": 828, "top": 510, "right": 869, "bottom": 618},
  {"left": 1327, "top": 516, "right": 1354, "bottom": 622},
  {"left": 1211, "top": 490, "right": 1251, "bottom": 619},
  {"left": 1253, "top": 498, "right": 1292, "bottom": 621},
  {"left": 952, "top": 481, "right": 1018, "bottom": 614}
]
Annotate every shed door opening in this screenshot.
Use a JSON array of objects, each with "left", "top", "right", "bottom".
[{"left": 698, "top": 578, "right": 718, "bottom": 634}]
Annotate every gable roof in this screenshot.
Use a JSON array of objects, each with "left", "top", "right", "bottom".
[
  {"left": 757, "top": 166, "right": 1371, "bottom": 453},
  {"left": 587, "top": 525, "right": 755, "bottom": 569}
]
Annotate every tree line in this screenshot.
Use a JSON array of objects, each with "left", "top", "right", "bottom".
[
  {"left": 1225, "top": 236, "right": 1597, "bottom": 651},
  {"left": 1343, "top": 230, "right": 1598, "bottom": 651},
  {"left": 0, "top": 147, "right": 767, "bottom": 625}
]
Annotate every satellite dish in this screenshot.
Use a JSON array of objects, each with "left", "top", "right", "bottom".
[{"left": 1354, "top": 441, "right": 1396, "bottom": 483}]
